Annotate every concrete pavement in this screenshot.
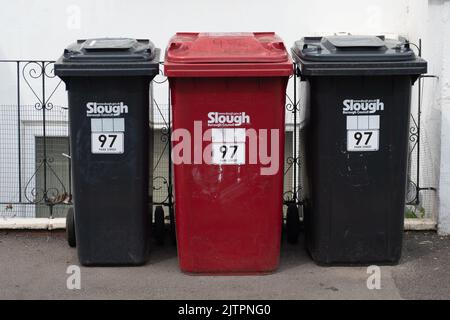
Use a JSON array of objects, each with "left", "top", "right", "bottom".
[{"left": 0, "top": 231, "right": 448, "bottom": 300}]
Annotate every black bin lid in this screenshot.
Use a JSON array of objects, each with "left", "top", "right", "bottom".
[
  {"left": 291, "top": 35, "right": 427, "bottom": 76},
  {"left": 55, "top": 38, "right": 161, "bottom": 77}
]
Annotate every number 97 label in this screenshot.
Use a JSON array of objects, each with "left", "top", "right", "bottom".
[
  {"left": 92, "top": 132, "right": 124, "bottom": 154},
  {"left": 212, "top": 143, "right": 245, "bottom": 165},
  {"left": 347, "top": 130, "right": 379, "bottom": 152}
]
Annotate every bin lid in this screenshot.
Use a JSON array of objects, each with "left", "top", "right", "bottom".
[
  {"left": 164, "top": 32, "right": 293, "bottom": 77},
  {"left": 292, "top": 35, "right": 427, "bottom": 76},
  {"left": 55, "top": 38, "right": 161, "bottom": 77}
]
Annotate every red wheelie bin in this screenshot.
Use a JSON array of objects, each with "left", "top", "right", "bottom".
[{"left": 165, "top": 32, "right": 293, "bottom": 273}]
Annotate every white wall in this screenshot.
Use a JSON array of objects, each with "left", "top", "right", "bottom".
[
  {"left": 0, "top": 0, "right": 412, "bottom": 106},
  {"left": 0, "top": 0, "right": 449, "bottom": 231},
  {"left": 0, "top": 0, "right": 411, "bottom": 59},
  {"left": 405, "top": 0, "right": 450, "bottom": 234},
  {"left": 404, "top": 0, "right": 442, "bottom": 227},
  {"left": 431, "top": 0, "right": 450, "bottom": 235}
]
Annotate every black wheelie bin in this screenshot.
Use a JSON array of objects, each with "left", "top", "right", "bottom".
[
  {"left": 55, "top": 38, "right": 160, "bottom": 266},
  {"left": 292, "top": 35, "right": 427, "bottom": 265}
]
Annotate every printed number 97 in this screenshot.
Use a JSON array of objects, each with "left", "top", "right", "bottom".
[
  {"left": 354, "top": 132, "right": 372, "bottom": 146},
  {"left": 98, "top": 134, "right": 117, "bottom": 148},
  {"left": 220, "top": 145, "right": 238, "bottom": 159}
]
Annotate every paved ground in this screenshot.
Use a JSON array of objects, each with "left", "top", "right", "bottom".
[{"left": 0, "top": 230, "right": 448, "bottom": 300}]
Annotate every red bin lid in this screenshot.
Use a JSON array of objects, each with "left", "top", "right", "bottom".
[{"left": 164, "top": 32, "right": 293, "bottom": 77}]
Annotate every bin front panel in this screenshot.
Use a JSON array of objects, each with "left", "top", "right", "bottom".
[
  {"left": 171, "top": 77, "right": 287, "bottom": 273},
  {"left": 68, "top": 77, "right": 153, "bottom": 266},
  {"left": 302, "top": 75, "right": 412, "bottom": 264}
]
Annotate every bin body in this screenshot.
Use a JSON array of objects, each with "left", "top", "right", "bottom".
[
  {"left": 55, "top": 38, "right": 160, "bottom": 266},
  {"left": 165, "top": 32, "right": 293, "bottom": 273},
  {"left": 292, "top": 36, "right": 427, "bottom": 265}
]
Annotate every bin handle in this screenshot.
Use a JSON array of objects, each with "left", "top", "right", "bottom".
[
  {"left": 169, "top": 42, "right": 183, "bottom": 50},
  {"left": 302, "top": 43, "right": 322, "bottom": 52},
  {"left": 334, "top": 32, "right": 352, "bottom": 36},
  {"left": 392, "top": 36, "right": 411, "bottom": 51}
]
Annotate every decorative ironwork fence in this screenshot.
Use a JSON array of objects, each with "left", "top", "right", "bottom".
[
  {"left": 0, "top": 60, "right": 174, "bottom": 219},
  {"left": 404, "top": 40, "right": 439, "bottom": 219},
  {"left": 0, "top": 60, "right": 70, "bottom": 217},
  {"left": 0, "top": 59, "right": 437, "bottom": 222}
]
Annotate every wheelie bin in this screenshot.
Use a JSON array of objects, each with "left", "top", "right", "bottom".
[
  {"left": 55, "top": 38, "right": 160, "bottom": 266},
  {"left": 165, "top": 32, "right": 293, "bottom": 273},
  {"left": 292, "top": 35, "right": 427, "bottom": 264}
]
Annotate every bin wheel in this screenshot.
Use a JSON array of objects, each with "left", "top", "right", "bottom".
[
  {"left": 66, "top": 207, "right": 76, "bottom": 248},
  {"left": 286, "top": 204, "right": 301, "bottom": 244},
  {"left": 154, "top": 206, "right": 165, "bottom": 246},
  {"left": 169, "top": 206, "right": 176, "bottom": 246}
]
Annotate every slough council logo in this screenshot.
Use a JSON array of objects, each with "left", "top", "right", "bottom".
[{"left": 342, "top": 99, "right": 384, "bottom": 115}]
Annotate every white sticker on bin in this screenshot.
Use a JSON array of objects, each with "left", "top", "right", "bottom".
[
  {"left": 91, "top": 118, "right": 125, "bottom": 132},
  {"left": 91, "top": 132, "right": 124, "bottom": 154},
  {"left": 211, "top": 128, "right": 245, "bottom": 165},
  {"left": 91, "top": 118, "right": 125, "bottom": 154},
  {"left": 346, "top": 115, "right": 379, "bottom": 152}
]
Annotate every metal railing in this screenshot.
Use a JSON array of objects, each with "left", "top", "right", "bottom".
[
  {"left": 0, "top": 59, "right": 436, "bottom": 222},
  {"left": 0, "top": 60, "right": 174, "bottom": 218}
]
